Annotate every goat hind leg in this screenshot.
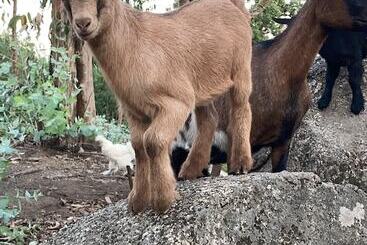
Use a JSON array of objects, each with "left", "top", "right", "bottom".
[
  {"left": 271, "top": 142, "right": 290, "bottom": 173},
  {"left": 144, "top": 99, "right": 191, "bottom": 213},
  {"left": 179, "top": 103, "right": 218, "bottom": 180},
  {"left": 348, "top": 61, "right": 365, "bottom": 114}
]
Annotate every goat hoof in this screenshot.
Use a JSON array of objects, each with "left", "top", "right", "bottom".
[
  {"left": 128, "top": 189, "right": 150, "bottom": 214},
  {"left": 150, "top": 174, "right": 176, "bottom": 213},
  {"left": 178, "top": 161, "right": 204, "bottom": 180},
  {"left": 177, "top": 176, "right": 185, "bottom": 181},
  {"left": 351, "top": 101, "right": 365, "bottom": 115},
  {"left": 178, "top": 169, "right": 203, "bottom": 180},
  {"left": 228, "top": 168, "right": 247, "bottom": 175},
  {"left": 317, "top": 97, "right": 331, "bottom": 110},
  {"left": 152, "top": 190, "right": 177, "bottom": 214},
  {"left": 228, "top": 171, "right": 241, "bottom": 175},
  {"left": 229, "top": 157, "right": 252, "bottom": 175}
]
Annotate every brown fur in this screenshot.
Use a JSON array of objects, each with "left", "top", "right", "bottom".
[
  {"left": 63, "top": 0, "right": 252, "bottom": 213},
  {"left": 215, "top": 0, "right": 364, "bottom": 172}
]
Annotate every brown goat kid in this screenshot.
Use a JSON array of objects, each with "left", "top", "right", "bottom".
[{"left": 62, "top": 0, "right": 253, "bottom": 213}]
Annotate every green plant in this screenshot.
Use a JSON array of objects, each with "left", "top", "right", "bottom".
[
  {"left": 251, "top": 0, "right": 303, "bottom": 42},
  {"left": 0, "top": 34, "right": 80, "bottom": 141},
  {"left": 0, "top": 32, "right": 131, "bottom": 142},
  {"left": 0, "top": 225, "right": 28, "bottom": 244},
  {"left": 93, "top": 64, "right": 119, "bottom": 121},
  {"left": 0, "top": 192, "right": 41, "bottom": 244},
  {"left": 0, "top": 157, "right": 9, "bottom": 182},
  {"left": 0, "top": 140, "right": 42, "bottom": 244},
  {"left": 65, "top": 115, "right": 130, "bottom": 144}
]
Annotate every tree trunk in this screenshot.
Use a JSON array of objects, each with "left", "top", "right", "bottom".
[
  {"left": 75, "top": 43, "right": 96, "bottom": 123},
  {"left": 50, "top": 0, "right": 96, "bottom": 123},
  {"left": 50, "top": 0, "right": 71, "bottom": 87},
  {"left": 50, "top": 0, "right": 76, "bottom": 122},
  {"left": 11, "top": 0, "right": 18, "bottom": 75}
]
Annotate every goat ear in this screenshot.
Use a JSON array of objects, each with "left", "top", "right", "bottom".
[
  {"left": 273, "top": 17, "right": 292, "bottom": 25},
  {"left": 97, "top": 0, "right": 111, "bottom": 17}
]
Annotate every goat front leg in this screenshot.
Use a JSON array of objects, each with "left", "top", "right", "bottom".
[
  {"left": 179, "top": 103, "right": 218, "bottom": 180},
  {"left": 126, "top": 114, "right": 150, "bottom": 213},
  {"left": 144, "top": 99, "right": 191, "bottom": 213},
  {"left": 347, "top": 61, "right": 365, "bottom": 115},
  {"left": 318, "top": 62, "right": 340, "bottom": 110},
  {"left": 229, "top": 60, "right": 253, "bottom": 174}
]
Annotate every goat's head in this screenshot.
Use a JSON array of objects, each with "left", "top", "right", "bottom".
[
  {"left": 62, "top": 0, "right": 115, "bottom": 41},
  {"left": 315, "top": 0, "right": 367, "bottom": 31}
]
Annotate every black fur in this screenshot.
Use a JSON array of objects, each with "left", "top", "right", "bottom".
[
  {"left": 170, "top": 147, "right": 189, "bottom": 178},
  {"left": 318, "top": 30, "right": 367, "bottom": 114},
  {"left": 210, "top": 145, "right": 227, "bottom": 164},
  {"left": 170, "top": 144, "right": 227, "bottom": 178},
  {"left": 346, "top": 0, "right": 367, "bottom": 31}
]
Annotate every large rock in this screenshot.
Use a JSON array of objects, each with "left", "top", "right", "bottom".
[
  {"left": 288, "top": 59, "right": 367, "bottom": 191},
  {"left": 43, "top": 172, "right": 367, "bottom": 244}
]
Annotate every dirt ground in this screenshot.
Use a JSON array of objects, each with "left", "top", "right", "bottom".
[{"left": 0, "top": 143, "right": 131, "bottom": 242}]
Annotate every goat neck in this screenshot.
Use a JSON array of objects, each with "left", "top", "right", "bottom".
[
  {"left": 88, "top": 3, "right": 140, "bottom": 84},
  {"left": 264, "top": 1, "right": 327, "bottom": 82}
]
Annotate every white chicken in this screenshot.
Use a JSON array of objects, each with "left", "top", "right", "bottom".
[{"left": 95, "top": 135, "right": 135, "bottom": 176}]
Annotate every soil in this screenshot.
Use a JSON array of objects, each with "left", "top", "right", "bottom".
[{"left": 0, "top": 143, "right": 131, "bottom": 242}]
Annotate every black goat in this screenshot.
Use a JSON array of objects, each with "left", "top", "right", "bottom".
[{"left": 274, "top": 18, "right": 367, "bottom": 114}]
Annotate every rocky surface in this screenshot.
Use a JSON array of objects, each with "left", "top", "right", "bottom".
[
  {"left": 288, "top": 59, "right": 367, "bottom": 191},
  {"left": 43, "top": 172, "right": 367, "bottom": 245}
]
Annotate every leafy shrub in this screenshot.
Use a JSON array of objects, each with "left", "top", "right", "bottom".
[
  {"left": 67, "top": 116, "right": 130, "bottom": 144},
  {"left": 251, "top": 0, "right": 302, "bottom": 41},
  {"left": 93, "top": 64, "right": 119, "bottom": 121},
  {"left": 0, "top": 35, "right": 79, "bottom": 143}
]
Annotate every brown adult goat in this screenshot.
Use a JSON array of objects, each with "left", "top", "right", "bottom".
[
  {"left": 171, "top": 0, "right": 367, "bottom": 176},
  {"left": 62, "top": 0, "right": 253, "bottom": 213}
]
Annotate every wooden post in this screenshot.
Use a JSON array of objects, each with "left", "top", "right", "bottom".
[{"left": 127, "top": 166, "right": 134, "bottom": 191}]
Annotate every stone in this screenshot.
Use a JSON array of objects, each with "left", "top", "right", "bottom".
[
  {"left": 288, "top": 59, "right": 367, "bottom": 191},
  {"left": 43, "top": 172, "right": 367, "bottom": 245}
]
